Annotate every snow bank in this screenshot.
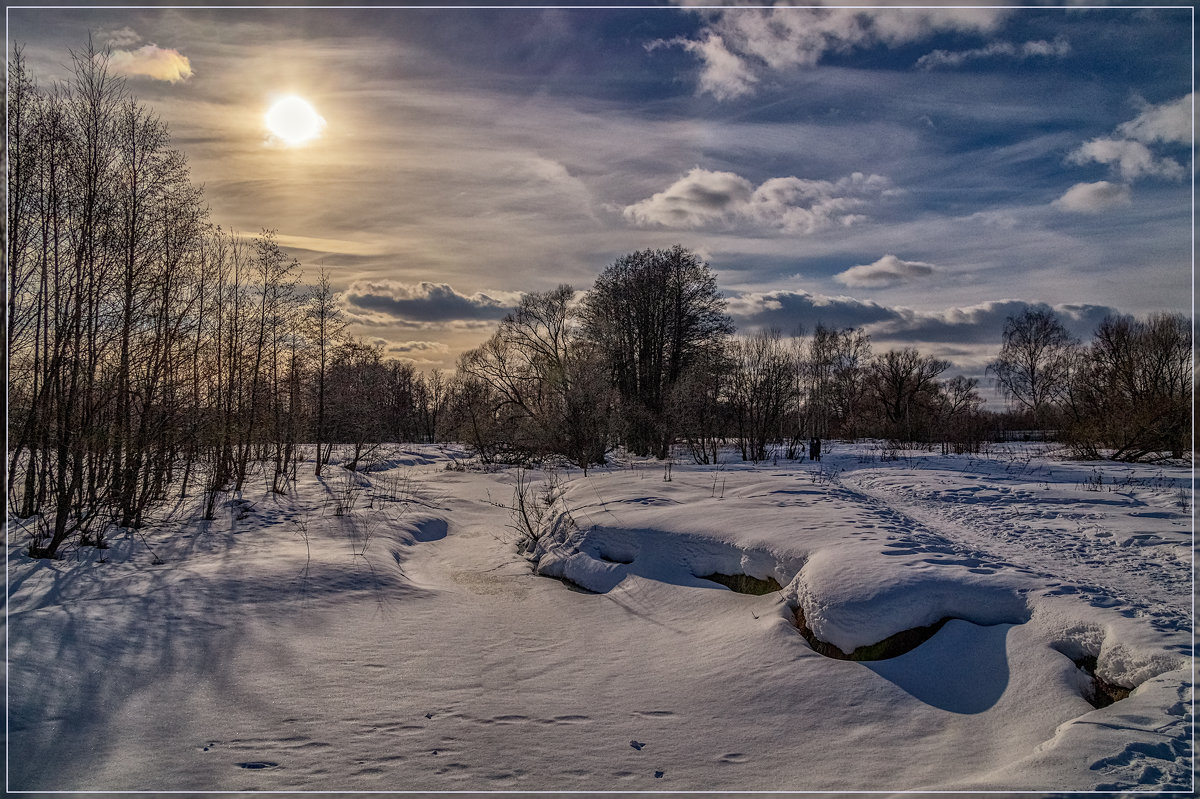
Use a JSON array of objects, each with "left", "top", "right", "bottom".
[
  {"left": 786, "top": 547, "right": 1034, "bottom": 654},
  {"left": 531, "top": 509, "right": 803, "bottom": 596},
  {"left": 1029, "top": 595, "right": 1190, "bottom": 690}
]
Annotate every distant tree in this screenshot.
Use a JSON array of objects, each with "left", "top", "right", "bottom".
[
  {"left": 935, "top": 375, "right": 985, "bottom": 454},
  {"left": 728, "top": 329, "right": 798, "bottom": 462},
  {"left": 235, "top": 229, "right": 301, "bottom": 489},
  {"left": 327, "top": 339, "right": 388, "bottom": 471},
  {"left": 804, "top": 325, "right": 872, "bottom": 440},
  {"left": 867, "top": 348, "right": 950, "bottom": 442},
  {"left": 421, "top": 369, "right": 450, "bottom": 443},
  {"left": 987, "top": 308, "right": 1077, "bottom": 426},
  {"left": 1066, "top": 312, "right": 1191, "bottom": 461},
  {"left": 446, "top": 371, "right": 502, "bottom": 464},
  {"left": 306, "top": 268, "right": 347, "bottom": 476},
  {"left": 581, "top": 246, "right": 733, "bottom": 458},
  {"left": 670, "top": 349, "right": 731, "bottom": 465},
  {"left": 459, "top": 285, "right": 612, "bottom": 470},
  {"left": 381, "top": 360, "right": 423, "bottom": 444}
]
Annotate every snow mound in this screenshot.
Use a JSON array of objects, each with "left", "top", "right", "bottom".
[
  {"left": 787, "top": 548, "right": 1033, "bottom": 655},
  {"left": 530, "top": 513, "right": 803, "bottom": 596},
  {"left": 1030, "top": 597, "right": 1189, "bottom": 691}
]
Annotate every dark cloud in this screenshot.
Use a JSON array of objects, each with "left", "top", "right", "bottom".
[
  {"left": 730, "top": 291, "right": 1120, "bottom": 346},
  {"left": 727, "top": 289, "right": 897, "bottom": 332},
  {"left": 342, "top": 280, "right": 519, "bottom": 326}
]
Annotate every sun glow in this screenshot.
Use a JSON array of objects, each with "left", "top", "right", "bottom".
[{"left": 265, "top": 96, "right": 325, "bottom": 146}]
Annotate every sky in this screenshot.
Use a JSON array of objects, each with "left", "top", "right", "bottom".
[{"left": 6, "top": 3, "right": 1194, "bottom": 387}]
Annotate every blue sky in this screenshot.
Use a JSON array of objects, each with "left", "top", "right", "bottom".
[{"left": 8, "top": 4, "right": 1193, "bottom": 383}]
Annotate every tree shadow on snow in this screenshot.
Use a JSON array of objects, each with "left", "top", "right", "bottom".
[{"left": 7, "top": 537, "right": 430, "bottom": 790}]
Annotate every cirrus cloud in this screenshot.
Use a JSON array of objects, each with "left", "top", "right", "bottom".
[
  {"left": 916, "top": 36, "right": 1070, "bottom": 70},
  {"left": 108, "top": 44, "right": 194, "bottom": 83},
  {"left": 97, "top": 26, "right": 142, "bottom": 49}
]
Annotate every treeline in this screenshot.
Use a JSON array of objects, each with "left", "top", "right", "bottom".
[
  {"left": 452, "top": 245, "right": 992, "bottom": 468},
  {"left": 988, "top": 308, "right": 1191, "bottom": 461},
  {"left": 456, "top": 257, "right": 1191, "bottom": 471},
  {"left": 6, "top": 45, "right": 449, "bottom": 558}
]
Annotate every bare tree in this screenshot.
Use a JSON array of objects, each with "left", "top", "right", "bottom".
[
  {"left": 936, "top": 375, "right": 985, "bottom": 454},
  {"left": 728, "top": 330, "right": 797, "bottom": 462},
  {"left": 867, "top": 348, "right": 950, "bottom": 443},
  {"left": 987, "top": 308, "right": 1077, "bottom": 427},
  {"left": 306, "top": 269, "right": 346, "bottom": 475},
  {"left": 234, "top": 229, "right": 301, "bottom": 489},
  {"left": 805, "top": 325, "right": 872, "bottom": 440},
  {"left": 670, "top": 350, "right": 730, "bottom": 465},
  {"left": 327, "top": 340, "right": 388, "bottom": 471},
  {"left": 459, "top": 285, "right": 612, "bottom": 469},
  {"left": 581, "top": 246, "right": 733, "bottom": 458},
  {"left": 1066, "top": 313, "right": 1191, "bottom": 461}
]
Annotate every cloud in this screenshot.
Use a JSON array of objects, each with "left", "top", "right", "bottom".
[
  {"left": 726, "top": 288, "right": 897, "bottom": 333},
  {"left": 916, "top": 37, "right": 1070, "bottom": 70},
  {"left": 624, "top": 168, "right": 753, "bottom": 228},
  {"left": 1116, "top": 92, "right": 1194, "bottom": 145},
  {"left": 623, "top": 168, "right": 893, "bottom": 233},
  {"left": 1065, "top": 93, "right": 1191, "bottom": 185},
  {"left": 108, "top": 44, "right": 194, "bottom": 83},
  {"left": 834, "top": 254, "right": 937, "bottom": 288},
  {"left": 274, "top": 233, "right": 389, "bottom": 258},
  {"left": 1053, "top": 180, "right": 1132, "bottom": 213},
  {"left": 386, "top": 340, "right": 451, "bottom": 355},
  {"left": 1067, "top": 137, "right": 1184, "bottom": 181},
  {"left": 341, "top": 279, "right": 519, "bottom": 327},
  {"left": 869, "top": 300, "right": 1115, "bottom": 345},
  {"left": 659, "top": 6, "right": 1008, "bottom": 99},
  {"left": 728, "top": 290, "right": 1118, "bottom": 344},
  {"left": 666, "top": 34, "right": 758, "bottom": 101},
  {"left": 97, "top": 26, "right": 141, "bottom": 48}
]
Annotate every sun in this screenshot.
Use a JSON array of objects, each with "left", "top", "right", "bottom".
[{"left": 265, "top": 96, "right": 326, "bottom": 146}]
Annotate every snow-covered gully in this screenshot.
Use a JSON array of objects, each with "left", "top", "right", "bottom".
[{"left": 7, "top": 443, "right": 1193, "bottom": 791}]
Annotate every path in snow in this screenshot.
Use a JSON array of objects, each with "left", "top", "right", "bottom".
[{"left": 834, "top": 453, "right": 1191, "bottom": 633}]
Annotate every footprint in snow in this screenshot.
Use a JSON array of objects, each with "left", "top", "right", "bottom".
[{"left": 630, "top": 740, "right": 645, "bottom": 750}]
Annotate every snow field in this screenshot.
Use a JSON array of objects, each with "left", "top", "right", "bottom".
[{"left": 7, "top": 443, "right": 1193, "bottom": 791}]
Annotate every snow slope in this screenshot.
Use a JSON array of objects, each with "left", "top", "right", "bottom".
[{"left": 7, "top": 443, "right": 1194, "bottom": 791}]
